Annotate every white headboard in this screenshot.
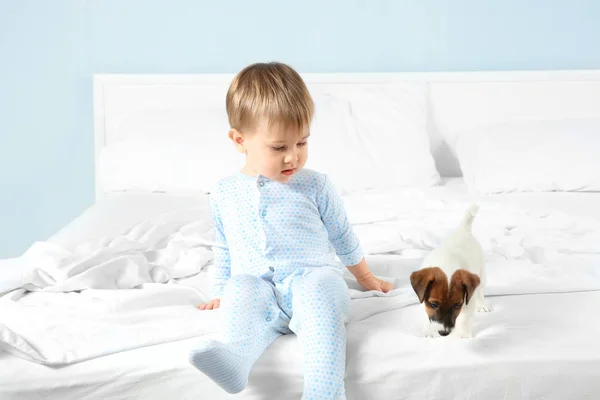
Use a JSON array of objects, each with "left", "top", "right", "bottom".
[{"left": 94, "top": 69, "right": 600, "bottom": 201}]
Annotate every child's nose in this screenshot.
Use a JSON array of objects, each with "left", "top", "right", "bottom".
[{"left": 284, "top": 152, "right": 298, "bottom": 164}]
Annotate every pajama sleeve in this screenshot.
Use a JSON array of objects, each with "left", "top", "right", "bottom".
[
  {"left": 210, "top": 195, "right": 231, "bottom": 298},
  {"left": 316, "top": 175, "right": 364, "bottom": 266}
]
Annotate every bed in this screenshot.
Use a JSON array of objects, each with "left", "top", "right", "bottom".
[{"left": 1, "top": 70, "right": 600, "bottom": 400}]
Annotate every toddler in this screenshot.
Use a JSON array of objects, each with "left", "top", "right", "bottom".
[{"left": 190, "top": 62, "right": 393, "bottom": 400}]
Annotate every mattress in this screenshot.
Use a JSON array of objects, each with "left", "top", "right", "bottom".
[{"left": 1, "top": 180, "right": 599, "bottom": 400}]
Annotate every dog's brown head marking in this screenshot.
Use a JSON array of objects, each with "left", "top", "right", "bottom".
[{"left": 410, "top": 267, "right": 481, "bottom": 335}]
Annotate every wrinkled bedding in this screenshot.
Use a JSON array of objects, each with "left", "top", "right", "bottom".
[
  {"left": 1, "top": 187, "right": 600, "bottom": 400},
  {"left": 1, "top": 191, "right": 599, "bottom": 367}
]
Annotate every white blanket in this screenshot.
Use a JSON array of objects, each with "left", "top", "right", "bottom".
[{"left": 1, "top": 195, "right": 599, "bottom": 366}]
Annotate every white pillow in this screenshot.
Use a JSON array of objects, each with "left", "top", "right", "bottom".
[
  {"left": 455, "top": 118, "right": 600, "bottom": 193},
  {"left": 99, "top": 139, "right": 244, "bottom": 194},
  {"left": 99, "top": 109, "right": 244, "bottom": 195},
  {"left": 99, "top": 83, "right": 440, "bottom": 195},
  {"left": 306, "top": 82, "right": 440, "bottom": 194}
]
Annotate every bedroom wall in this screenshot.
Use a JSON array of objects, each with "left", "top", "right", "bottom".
[{"left": 1, "top": 0, "right": 600, "bottom": 259}]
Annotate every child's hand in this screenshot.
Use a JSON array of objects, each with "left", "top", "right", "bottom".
[
  {"left": 197, "top": 298, "right": 221, "bottom": 310},
  {"left": 357, "top": 272, "right": 393, "bottom": 293},
  {"left": 347, "top": 258, "right": 394, "bottom": 293}
]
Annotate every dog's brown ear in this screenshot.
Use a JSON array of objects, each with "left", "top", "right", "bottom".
[
  {"left": 410, "top": 268, "right": 437, "bottom": 303},
  {"left": 452, "top": 270, "right": 481, "bottom": 305}
]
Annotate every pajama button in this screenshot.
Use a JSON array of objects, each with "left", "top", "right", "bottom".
[
  {"left": 258, "top": 181, "right": 264, "bottom": 187},
  {"left": 262, "top": 211, "right": 267, "bottom": 217},
  {"left": 266, "top": 316, "right": 272, "bottom": 322}
]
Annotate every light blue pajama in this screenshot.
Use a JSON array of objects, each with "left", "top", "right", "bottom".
[{"left": 189, "top": 169, "right": 363, "bottom": 400}]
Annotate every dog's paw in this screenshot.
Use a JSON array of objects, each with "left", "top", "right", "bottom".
[
  {"left": 476, "top": 303, "right": 492, "bottom": 313},
  {"left": 422, "top": 324, "right": 437, "bottom": 338}
]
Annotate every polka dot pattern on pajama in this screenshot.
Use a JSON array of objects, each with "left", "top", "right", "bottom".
[{"left": 189, "top": 169, "right": 362, "bottom": 400}]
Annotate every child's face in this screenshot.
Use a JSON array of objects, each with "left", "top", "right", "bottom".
[{"left": 230, "top": 119, "right": 310, "bottom": 183}]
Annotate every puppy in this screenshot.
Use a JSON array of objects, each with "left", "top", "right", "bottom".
[{"left": 410, "top": 204, "right": 491, "bottom": 338}]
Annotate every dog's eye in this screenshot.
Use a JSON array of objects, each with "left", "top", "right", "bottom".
[
  {"left": 453, "top": 303, "right": 463, "bottom": 310},
  {"left": 429, "top": 302, "right": 439, "bottom": 310}
]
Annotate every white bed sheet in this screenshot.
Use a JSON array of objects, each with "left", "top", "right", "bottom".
[
  {"left": 49, "top": 179, "right": 600, "bottom": 251},
  {"left": 1, "top": 181, "right": 600, "bottom": 400},
  {"left": 2, "top": 291, "right": 599, "bottom": 400},
  {"left": 48, "top": 192, "right": 209, "bottom": 250}
]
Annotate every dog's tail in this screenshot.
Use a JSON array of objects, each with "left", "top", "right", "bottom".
[{"left": 459, "top": 204, "right": 479, "bottom": 232}]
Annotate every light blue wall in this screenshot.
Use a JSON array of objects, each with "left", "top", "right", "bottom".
[{"left": 1, "top": 0, "right": 600, "bottom": 258}]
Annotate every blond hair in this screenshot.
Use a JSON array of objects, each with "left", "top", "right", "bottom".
[{"left": 226, "top": 62, "right": 314, "bottom": 133}]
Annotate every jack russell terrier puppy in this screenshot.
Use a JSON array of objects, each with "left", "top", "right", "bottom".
[{"left": 410, "top": 204, "right": 491, "bottom": 338}]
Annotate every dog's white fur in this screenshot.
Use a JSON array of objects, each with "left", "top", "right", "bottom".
[{"left": 419, "top": 204, "right": 491, "bottom": 338}]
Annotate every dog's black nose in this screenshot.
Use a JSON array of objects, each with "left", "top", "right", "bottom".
[{"left": 438, "top": 330, "right": 450, "bottom": 337}]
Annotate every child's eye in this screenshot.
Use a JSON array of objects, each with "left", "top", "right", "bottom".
[
  {"left": 272, "top": 146, "right": 285, "bottom": 151},
  {"left": 298, "top": 142, "right": 307, "bottom": 147}
]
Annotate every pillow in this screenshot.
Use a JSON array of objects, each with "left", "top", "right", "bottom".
[
  {"left": 99, "top": 108, "right": 244, "bottom": 195},
  {"left": 99, "top": 82, "right": 440, "bottom": 195},
  {"left": 99, "top": 139, "right": 244, "bottom": 195},
  {"left": 454, "top": 118, "right": 600, "bottom": 193},
  {"left": 306, "top": 82, "right": 440, "bottom": 194}
]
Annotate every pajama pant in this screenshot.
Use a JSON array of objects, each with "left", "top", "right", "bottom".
[{"left": 192, "top": 266, "right": 350, "bottom": 400}]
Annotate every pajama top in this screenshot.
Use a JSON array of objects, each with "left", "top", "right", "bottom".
[{"left": 210, "top": 169, "right": 364, "bottom": 297}]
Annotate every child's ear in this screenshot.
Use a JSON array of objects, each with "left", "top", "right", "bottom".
[{"left": 228, "top": 129, "right": 246, "bottom": 153}]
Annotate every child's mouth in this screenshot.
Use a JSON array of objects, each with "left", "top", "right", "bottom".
[{"left": 282, "top": 169, "right": 295, "bottom": 176}]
